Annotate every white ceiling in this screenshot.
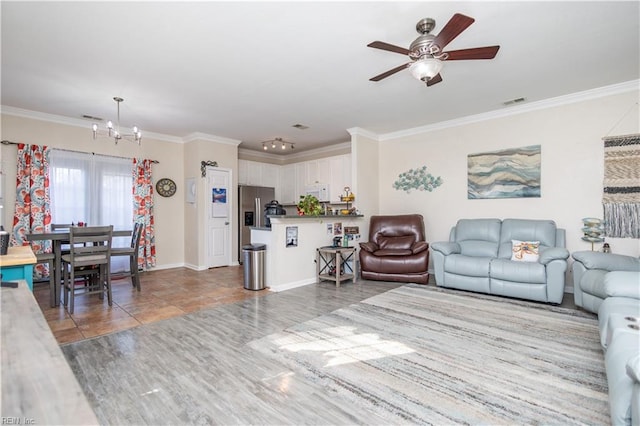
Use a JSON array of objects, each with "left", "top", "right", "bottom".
[{"left": 1, "top": 1, "right": 639, "bottom": 154}]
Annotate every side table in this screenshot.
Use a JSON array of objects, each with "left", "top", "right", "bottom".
[{"left": 316, "top": 246, "right": 357, "bottom": 287}]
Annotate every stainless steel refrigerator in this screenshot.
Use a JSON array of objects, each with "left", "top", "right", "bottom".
[{"left": 238, "top": 185, "right": 275, "bottom": 263}]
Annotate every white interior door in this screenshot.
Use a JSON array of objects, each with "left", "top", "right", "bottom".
[{"left": 207, "top": 167, "right": 231, "bottom": 268}]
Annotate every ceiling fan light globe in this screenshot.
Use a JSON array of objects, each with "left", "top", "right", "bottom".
[{"left": 408, "top": 58, "right": 443, "bottom": 81}]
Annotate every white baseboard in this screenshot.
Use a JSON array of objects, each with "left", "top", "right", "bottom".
[{"left": 268, "top": 278, "right": 316, "bottom": 292}]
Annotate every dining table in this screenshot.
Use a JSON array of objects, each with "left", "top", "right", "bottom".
[{"left": 26, "top": 228, "right": 132, "bottom": 306}]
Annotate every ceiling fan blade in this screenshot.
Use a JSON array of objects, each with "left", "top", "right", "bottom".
[
  {"left": 367, "top": 41, "right": 411, "bottom": 55},
  {"left": 444, "top": 46, "right": 500, "bottom": 60},
  {"left": 433, "top": 13, "right": 475, "bottom": 50},
  {"left": 369, "top": 63, "right": 409, "bottom": 81},
  {"left": 426, "top": 73, "right": 443, "bottom": 87}
]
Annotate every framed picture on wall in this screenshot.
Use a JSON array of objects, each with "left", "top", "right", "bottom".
[
  {"left": 286, "top": 226, "right": 298, "bottom": 247},
  {"left": 467, "top": 145, "right": 541, "bottom": 199}
]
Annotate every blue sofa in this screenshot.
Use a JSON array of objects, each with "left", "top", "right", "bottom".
[
  {"left": 572, "top": 251, "right": 640, "bottom": 314},
  {"left": 430, "top": 218, "right": 569, "bottom": 304},
  {"left": 572, "top": 252, "right": 640, "bottom": 425},
  {"left": 596, "top": 271, "right": 640, "bottom": 426}
]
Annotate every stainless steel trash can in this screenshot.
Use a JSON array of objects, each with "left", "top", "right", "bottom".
[{"left": 242, "top": 243, "right": 266, "bottom": 290}]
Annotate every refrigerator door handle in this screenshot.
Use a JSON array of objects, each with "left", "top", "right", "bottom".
[{"left": 255, "top": 197, "right": 261, "bottom": 227}]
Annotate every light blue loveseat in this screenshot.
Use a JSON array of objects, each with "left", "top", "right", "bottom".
[{"left": 430, "top": 218, "right": 570, "bottom": 304}]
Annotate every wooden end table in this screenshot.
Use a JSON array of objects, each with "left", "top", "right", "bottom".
[{"left": 316, "top": 246, "right": 357, "bottom": 287}]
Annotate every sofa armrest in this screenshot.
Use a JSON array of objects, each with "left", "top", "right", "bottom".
[
  {"left": 605, "top": 271, "right": 640, "bottom": 299},
  {"left": 538, "top": 247, "right": 570, "bottom": 265},
  {"left": 359, "top": 242, "right": 378, "bottom": 253},
  {"left": 430, "top": 241, "right": 461, "bottom": 256},
  {"left": 411, "top": 241, "right": 429, "bottom": 255},
  {"left": 572, "top": 251, "right": 640, "bottom": 272},
  {"left": 627, "top": 354, "right": 640, "bottom": 383}
]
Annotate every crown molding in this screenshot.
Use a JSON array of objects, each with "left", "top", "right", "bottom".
[
  {"left": 237, "top": 148, "right": 285, "bottom": 163},
  {"left": 347, "top": 127, "right": 380, "bottom": 141},
  {"left": 379, "top": 80, "right": 640, "bottom": 141},
  {"left": 1, "top": 104, "right": 184, "bottom": 143},
  {"left": 183, "top": 132, "right": 242, "bottom": 145},
  {"left": 283, "top": 141, "right": 351, "bottom": 161}
]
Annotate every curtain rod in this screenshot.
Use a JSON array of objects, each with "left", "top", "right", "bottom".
[{"left": 1, "top": 140, "right": 159, "bottom": 164}]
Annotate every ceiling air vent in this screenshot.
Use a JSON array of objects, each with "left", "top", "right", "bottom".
[
  {"left": 503, "top": 97, "right": 526, "bottom": 106},
  {"left": 292, "top": 123, "right": 309, "bottom": 130},
  {"left": 82, "top": 114, "right": 103, "bottom": 121}
]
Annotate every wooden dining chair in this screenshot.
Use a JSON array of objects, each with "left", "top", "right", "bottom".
[
  {"left": 111, "top": 222, "right": 143, "bottom": 291},
  {"left": 30, "top": 246, "right": 57, "bottom": 307},
  {"left": 61, "top": 225, "right": 113, "bottom": 314},
  {"left": 52, "top": 223, "right": 74, "bottom": 254}
]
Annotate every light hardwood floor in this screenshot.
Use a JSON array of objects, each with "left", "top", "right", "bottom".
[
  {"left": 33, "top": 266, "right": 269, "bottom": 344},
  {"left": 34, "top": 268, "right": 577, "bottom": 345},
  {"left": 58, "top": 274, "right": 583, "bottom": 425}
]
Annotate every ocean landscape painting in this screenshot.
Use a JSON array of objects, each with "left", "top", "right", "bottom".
[{"left": 468, "top": 145, "right": 541, "bottom": 199}]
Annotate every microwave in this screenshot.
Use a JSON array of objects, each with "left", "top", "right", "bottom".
[{"left": 305, "top": 184, "right": 330, "bottom": 202}]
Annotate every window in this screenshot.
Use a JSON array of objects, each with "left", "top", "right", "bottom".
[{"left": 49, "top": 150, "right": 133, "bottom": 270}]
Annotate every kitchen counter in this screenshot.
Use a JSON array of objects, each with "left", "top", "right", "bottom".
[
  {"left": 0, "top": 245, "right": 37, "bottom": 290},
  {"left": 251, "top": 215, "right": 364, "bottom": 292},
  {"left": 1, "top": 280, "right": 99, "bottom": 425}
]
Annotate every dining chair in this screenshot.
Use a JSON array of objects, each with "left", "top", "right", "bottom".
[
  {"left": 30, "top": 246, "right": 57, "bottom": 307},
  {"left": 52, "top": 223, "right": 74, "bottom": 254},
  {"left": 111, "top": 222, "right": 143, "bottom": 291},
  {"left": 61, "top": 225, "right": 113, "bottom": 314}
]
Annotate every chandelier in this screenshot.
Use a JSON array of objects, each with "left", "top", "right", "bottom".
[
  {"left": 262, "top": 137, "right": 295, "bottom": 151},
  {"left": 92, "top": 97, "right": 142, "bottom": 145}
]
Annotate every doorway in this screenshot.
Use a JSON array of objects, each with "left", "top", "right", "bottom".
[{"left": 206, "top": 167, "right": 232, "bottom": 268}]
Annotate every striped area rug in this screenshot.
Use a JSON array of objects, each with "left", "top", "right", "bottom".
[{"left": 249, "top": 285, "right": 608, "bottom": 425}]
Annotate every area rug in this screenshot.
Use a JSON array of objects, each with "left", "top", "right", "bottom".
[{"left": 248, "top": 285, "right": 609, "bottom": 425}]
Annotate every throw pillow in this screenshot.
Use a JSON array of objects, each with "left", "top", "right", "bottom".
[{"left": 511, "top": 240, "right": 540, "bottom": 262}]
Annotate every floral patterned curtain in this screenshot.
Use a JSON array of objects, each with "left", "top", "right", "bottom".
[
  {"left": 11, "top": 143, "right": 52, "bottom": 277},
  {"left": 133, "top": 158, "right": 156, "bottom": 270}
]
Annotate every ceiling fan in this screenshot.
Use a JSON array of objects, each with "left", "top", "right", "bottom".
[{"left": 368, "top": 13, "right": 500, "bottom": 86}]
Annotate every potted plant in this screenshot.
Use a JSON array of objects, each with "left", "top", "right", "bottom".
[{"left": 297, "top": 194, "right": 322, "bottom": 216}]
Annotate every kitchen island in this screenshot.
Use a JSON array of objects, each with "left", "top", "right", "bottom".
[{"left": 251, "top": 215, "right": 364, "bottom": 292}]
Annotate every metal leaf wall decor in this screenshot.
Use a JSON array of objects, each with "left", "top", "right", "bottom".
[{"left": 393, "top": 166, "right": 443, "bottom": 193}]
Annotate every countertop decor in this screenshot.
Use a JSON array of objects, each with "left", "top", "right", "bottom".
[{"left": 297, "top": 194, "right": 322, "bottom": 216}]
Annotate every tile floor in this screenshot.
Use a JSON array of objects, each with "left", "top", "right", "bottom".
[{"left": 33, "top": 266, "right": 267, "bottom": 345}]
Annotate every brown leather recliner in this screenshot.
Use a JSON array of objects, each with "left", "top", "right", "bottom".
[{"left": 359, "top": 214, "right": 430, "bottom": 284}]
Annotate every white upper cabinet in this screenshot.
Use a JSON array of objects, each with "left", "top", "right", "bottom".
[
  {"left": 279, "top": 164, "right": 296, "bottom": 205},
  {"left": 238, "top": 160, "right": 279, "bottom": 188},
  {"left": 305, "top": 161, "right": 319, "bottom": 185},
  {"left": 329, "top": 155, "right": 350, "bottom": 203},
  {"left": 261, "top": 163, "right": 279, "bottom": 189},
  {"left": 239, "top": 154, "right": 351, "bottom": 205}
]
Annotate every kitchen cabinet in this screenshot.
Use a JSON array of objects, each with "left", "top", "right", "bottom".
[
  {"left": 261, "top": 163, "right": 279, "bottom": 189},
  {"left": 305, "top": 161, "right": 319, "bottom": 185},
  {"left": 329, "top": 155, "right": 351, "bottom": 203},
  {"left": 279, "top": 164, "right": 296, "bottom": 204},
  {"left": 239, "top": 154, "right": 352, "bottom": 205},
  {"left": 238, "top": 160, "right": 279, "bottom": 188},
  {"left": 295, "top": 163, "right": 306, "bottom": 202}
]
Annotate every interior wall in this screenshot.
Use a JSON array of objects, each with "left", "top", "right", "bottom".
[
  {"left": 183, "top": 137, "right": 240, "bottom": 268},
  {"left": 377, "top": 90, "right": 640, "bottom": 262},
  {"left": 0, "top": 114, "right": 186, "bottom": 270},
  {"left": 350, "top": 129, "right": 380, "bottom": 242}
]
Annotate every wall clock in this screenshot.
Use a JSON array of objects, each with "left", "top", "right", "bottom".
[{"left": 156, "top": 178, "right": 177, "bottom": 197}]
